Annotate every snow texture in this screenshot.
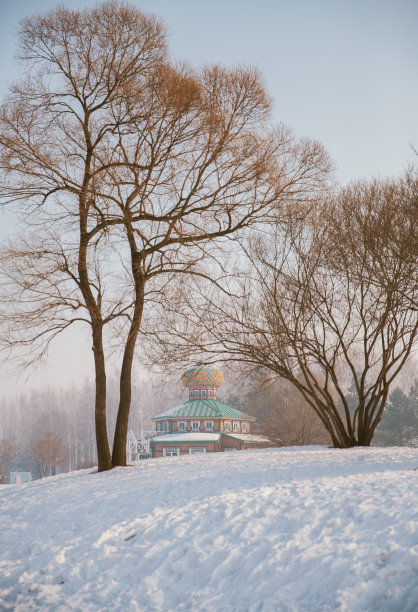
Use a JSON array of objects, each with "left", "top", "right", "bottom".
[
  {"left": 150, "top": 432, "right": 221, "bottom": 442},
  {"left": 223, "top": 433, "right": 272, "bottom": 443},
  {"left": 1, "top": 446, "right": 418, "bottom": 611}
]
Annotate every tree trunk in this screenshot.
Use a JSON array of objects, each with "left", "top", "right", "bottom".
[
  {"left": 111, "top": 347, "right": 136, "bottom": 467},
  {"left": 92, "top": 324, "right": 113, "bottom": 472},
  {"left": 112, "top": 273, "right": 145, "bottom": 466}
]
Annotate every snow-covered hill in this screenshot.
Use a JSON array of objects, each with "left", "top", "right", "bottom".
[{"left": 1, "top": 447, "right": 417, "bottom": 611}]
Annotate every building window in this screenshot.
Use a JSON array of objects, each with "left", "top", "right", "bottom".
[
  {"left": 164, "top": 421, "right": 170, "bottom": 432},
  {"left": 163, "top": 447, "right": 180, "bottom": 457},
  {"left": 189, "top": 447, "right": 207, "bottom": 454},
  {"left": 204, "top": 421, "right": 213, "bottom": 431},
  {"left": 241, "top": 422, "right": 248, "bottom": 433},
  {"left": 233, "top": 421, "right": 239, "bottom": 432},
  {"left": 156, "top": 422, "right": 162, "bottom": 432},
  {"left": 193, "top": 389, "right": 199, "bottom": 398},
  {"left": 191, "top": 421, "right": 200, "bottom": 431},
  {"left": 177, "top": 421, "right": 186, "bottom": 431},
  {"left": 224, "top": 421, "right": 231, "bottom": 432},
  {"left": 200, "top": 389, "right": 207, "bottom": 398}
]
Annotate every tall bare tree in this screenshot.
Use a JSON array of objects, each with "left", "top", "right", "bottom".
[
  {"left": 0, "top": 3, "right": 331, "bottom": 469},
  {"left": 106, "top": 67, "right": 331, "bottom": 465},
  {"left": 0, "top": 2, "right": 165, "bottom": 471},
  {"left": 152, "top": 174, "right": 417, "bottom": 447}
]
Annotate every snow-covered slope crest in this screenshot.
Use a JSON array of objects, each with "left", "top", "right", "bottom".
[{"left": 1, "top": 447, "right": 417, "bottom": 612}]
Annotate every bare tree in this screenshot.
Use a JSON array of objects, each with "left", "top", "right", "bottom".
[
  {"left": 0, "top": 438, "right": 18, "bottom": 484},
  {"left": 30, "top": 431, "right": 66, "bottom": 478},
  {"left": 108, "top": 68, "right": 331, "bottom": 465},
  {"left": 0, "top": 3, "right": 332, "bottom": 469},
  {"left": 153, "top": 174, "right": 417, "bottom": 447},
  {"left": 0, "top": 2, "right": 166, "bottom": 471}
]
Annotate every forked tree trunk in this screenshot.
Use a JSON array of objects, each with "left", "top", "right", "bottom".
[
  {"left": 323, "top": 403, "right": 386, "bottom": 448},
  {"left": 322, "top": 414, "right": 372, "bottom": 448}
]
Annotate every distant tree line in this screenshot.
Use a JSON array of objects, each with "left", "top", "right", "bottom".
[{"left": 0, "top": 373, "right": 182, "bottom": 481}]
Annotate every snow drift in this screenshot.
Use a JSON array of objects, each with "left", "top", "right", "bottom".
[{"left": 1, "top": 446, "right": 417, "bottom": 611}]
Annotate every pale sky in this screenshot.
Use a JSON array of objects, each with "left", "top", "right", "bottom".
[{"left": 0, "top": 0, "right": 417, "bottom": 396}]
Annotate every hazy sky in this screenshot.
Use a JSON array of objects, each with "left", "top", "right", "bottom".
[{"left": 0, "top": 0, "right": 417, "bottom": 395}]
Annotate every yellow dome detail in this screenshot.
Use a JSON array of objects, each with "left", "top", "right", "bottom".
[{"left": 181, "top": 365, "right": 224, "bottom": 388}]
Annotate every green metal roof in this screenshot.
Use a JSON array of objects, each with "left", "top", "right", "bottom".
[{"left": 152, "top": 399, "right": 256, "bottom": 421}]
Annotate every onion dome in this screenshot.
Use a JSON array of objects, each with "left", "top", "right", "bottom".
[
  {"left": 182, "top": 365, "right": 224, "bottom": 388},
  {"left": 181, "top": 365, "right": 224, "bottom": 400}
]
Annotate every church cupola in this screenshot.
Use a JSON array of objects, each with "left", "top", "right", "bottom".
[{"left": 181, "top": 364, "right": 224, "bottom": 400}]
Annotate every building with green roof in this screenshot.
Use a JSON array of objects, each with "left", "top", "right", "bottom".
[{"left": 150, "top": 365, "right": 271, "bottom": 457}]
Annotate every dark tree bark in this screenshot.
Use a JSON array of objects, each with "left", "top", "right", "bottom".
[
  {"left": 112, "top": 251, "right": 145, "bottom": 466},
  {"left": 91, "top": 323, "right": 112, "bottom": 471}
]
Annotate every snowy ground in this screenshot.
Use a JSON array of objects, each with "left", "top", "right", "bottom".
[{"left": 1, "top": 447, "right": 418, "bottom": 612}]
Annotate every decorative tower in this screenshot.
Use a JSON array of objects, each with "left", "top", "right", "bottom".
[
  {"left": 181, "top": 364, "right": 224, "bottom": 400},
  {"left": 150, "top": 364, "right": 271, "bottom": 457}
]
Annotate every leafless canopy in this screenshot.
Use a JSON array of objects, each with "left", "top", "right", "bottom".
[
  {"left": 0, "top": 2, "right": 331, "bottom": 469},
  {"left": 150, "top": 173, "right": 417, "bottom": 448}
]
